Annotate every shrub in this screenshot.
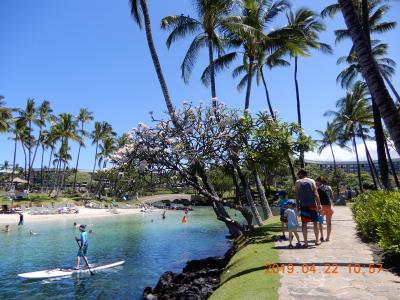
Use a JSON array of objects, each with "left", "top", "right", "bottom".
[{"left": 352, "top": 191, "right": 400, "bottom": 255}]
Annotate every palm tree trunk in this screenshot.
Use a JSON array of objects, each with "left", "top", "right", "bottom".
[
  {"left": 329, "top": 143, "right": 340, "bottom": 198},
  {"left": 29, "top": 129, "right": 42, "bottom": 187},
  {"left": 294, "top": 56, "right": 302, "bottom": 126},
  {"left": 352, "top": 133, "right": 363, "bottom": 193},
  {"left": 140, "top": 0, "right": 177, "bottom": 126},
  {"left": 40, "top": 145, "right": 45, "bottom": 192},
  {"left": 371, "top": 99, "right": 390, "bottom": 189},
  {"left": 207, "top": 35, "right": 217, "bottom": 107},
  {"left": 260, "top": 67, "right": 275, "bottom": 118},
  {"left": 27, "top": 121, "right": 32, "bottom": 190},
  {"left": 22, "top": 143, "right": 27, "bottom": 179},
  {"left": 339, "top": 0, "right": 400, "bottom": 154},
  {"left": 359, "top": 1, "right": 390, "bottom": 190},
  {"left": 11, "top": 137, "right": 17, "bottom": 184},
  {"left": 363, "top": 140, "right": 378, "bottom": 189},
  {"left": 89, "top": 142, "right": 99, "bottom": 190},
  {"left": 359, "top": 126, "right": 381, "bottom": 189},
  {"left": 244, "top": 57, "right": 254, "bottom": 111},
  {"left": 287, "top": 156, "right": 297, "bottom": 184},
  {"left": 73, "top": 143, "right": 82, "bottom": 191},
  {"left": 384, "top": 139, "right": 400, "bottom": 188},
  {"left": 46, "top": 148, "right": 54, "bottom": 193},
  {"left": 294, "top": 56, "right": 305, "bottom": 168},
  {"left": 252, "top": 169, "right": 273, "bottom": 219},
  {"left": 380, "top": 68, "right": 400, "bottom": 103}
]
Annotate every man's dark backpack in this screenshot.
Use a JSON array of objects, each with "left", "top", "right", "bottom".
[{"left": 318, "top": 185, "right": 331, "bottom": 205}]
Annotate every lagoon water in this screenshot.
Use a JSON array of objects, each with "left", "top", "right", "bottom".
[{"left": 0, "top": 208, "right": 231, "bottom": 299}]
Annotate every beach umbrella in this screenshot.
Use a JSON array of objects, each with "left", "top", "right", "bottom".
[{"left": 12, "top": 177, "right": 28, "bottom": 184}]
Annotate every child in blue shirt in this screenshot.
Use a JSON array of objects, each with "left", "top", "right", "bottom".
[
  {"left": 284, "top": 200, "right": 301, "bottom": 248},
  {"left": 277, "top": 191, "right": 288, "bottom": 240}
]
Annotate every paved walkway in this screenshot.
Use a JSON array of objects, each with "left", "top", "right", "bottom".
[{"left": 275, "top": 206, "right": 400, "bottom": 300}]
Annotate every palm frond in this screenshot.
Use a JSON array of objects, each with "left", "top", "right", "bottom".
[
  {"left": 371, "top": 21, "right": 397, "bottom": 33},
  {"left": 320, "top": 3, "right": 340, "bottom": 18},
  {"left": 236, "top": 74, "right": 249, "bottom": 92},
  {"left": 129, "top": 0, "right": 142, "bottom": 29},
  {"left": 181, "top": 34, "right": 208, "bottom": 84},
  {"left": 334, "top": 29, "right": 351, "bottom": 44},
  {"left": 200, "top": 52, "right": 237, "bottom": 86},
  {"left": 161, "top": 15, "right": 202, "bottom": 48}
]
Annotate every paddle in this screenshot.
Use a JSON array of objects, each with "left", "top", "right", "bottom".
[{"left": 75, "top": 238, "right": 94, "bottom": 275}]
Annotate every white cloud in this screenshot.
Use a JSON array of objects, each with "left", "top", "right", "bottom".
[{"left": 305, "top": 140, "right": 399, "bottom": 162}]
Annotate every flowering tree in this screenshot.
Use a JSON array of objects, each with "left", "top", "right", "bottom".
[{"left": 111, "top": 103, "right": 312, "bottom": 236}]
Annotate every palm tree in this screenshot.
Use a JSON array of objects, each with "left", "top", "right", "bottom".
[
  {"left": 130, "top": 0, "right": 177, "bottom": 126},
  {"left": 44, "top": 126, "right": 58, "bottom": 192},
  {"left": 336, "top": 41, "right": 395, "bottom": 88},
  {"left": 315, "top": 122, "right": 340, "bottom": 175},
  {"left": 232, "top": 49, "right": 289, "bottom": 117},
  {"left": 322, "top": 0, "right": 399, "bottom": 101},
  {"left": 30, "top": 101, "right": 53, "bottom": 183},
  {"left": 337, "top": 41, "right": 396, "bottom": 189},
  {"left": 73, "top": 108, "right": 93, "bottom": 190},
  {"left": 161, "top": 0, "right": 235, "bottom": 106},
  {"left": 326, "top": 0, "right": 397, "bottom": 189},
  {"left": 89, "top": 122, "right": 103, "bottom": 189},
  {"left": 222, "top": 0, "right": 290, "bottom": 110},
  {"left": 286, "top": 8, "right": 332, "bottom": 168},
  {"left": 96, "top": 137, "right": 116, "bottom": 195},
  {"left": 17, "top": 99, "right": 39, "bottom": 190},
  {"left": 337, "top": 0, "right": 400, "bottom": 155},
  {"left": 325, "top": 82, "right": 373, "bottom": 192},
  {"left": 0, "top": 96, "right": 13, "bottom": 133},
  {"left": 53, "top": 113, "right": 80, "bottom": 193}
]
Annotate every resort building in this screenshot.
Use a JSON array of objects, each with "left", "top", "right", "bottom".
[{"left": 305, "top": 158, "right": 400, "bottom": 174}]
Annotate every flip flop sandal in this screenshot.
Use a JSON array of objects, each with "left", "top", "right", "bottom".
[
  {"left": 288, "top": 244, "right": 294, "bottom": 249},
  {"left": 295, "top": 243, "right": 302, "bottom": 248},
  {"left": 302, "top": 244, "right": 309, "bottom": 248}
]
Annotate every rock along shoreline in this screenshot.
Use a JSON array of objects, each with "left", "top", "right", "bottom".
[{"left": 142, "top": 246, "right": 235, "bottom": 300}]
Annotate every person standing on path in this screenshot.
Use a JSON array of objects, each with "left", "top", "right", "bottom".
[
  {"left": 18, "top": 213, "right": 24, "bottom": 226},
  {"left": 284, "top": 200, "right": 301, "bottom": 248},
  {"left": 316, "top": 176, "right": 334, "bottom": 242},
  {"left": 295, "top": 169, "right": 322, "bottom": 247},
  {"left": 277, "top": 191, "right": 289, "bottom": 240}
]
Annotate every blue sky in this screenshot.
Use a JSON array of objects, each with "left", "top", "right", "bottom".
[{"left": 1, "top": 0, "right": 399, "bottom": 169}]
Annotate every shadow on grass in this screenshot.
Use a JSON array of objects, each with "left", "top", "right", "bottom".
[{"left": 220, "top": 265, "right": 267, "bottom": 286}]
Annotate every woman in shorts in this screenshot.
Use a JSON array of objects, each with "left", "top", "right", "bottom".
[{"left": 316, "top": 176, "right": 334, "bottom": 242}]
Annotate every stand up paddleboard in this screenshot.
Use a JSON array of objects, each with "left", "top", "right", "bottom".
[{"left": 18, "top": 261, "right": 125, "bottom": 279}]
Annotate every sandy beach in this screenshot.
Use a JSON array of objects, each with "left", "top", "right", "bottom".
[{"left": 0, "top": 207, "right": 151, "bottom": 225}]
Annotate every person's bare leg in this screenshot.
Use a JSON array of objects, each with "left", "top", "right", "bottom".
[
  {"left": 281, "top": 221, "right": 285, "bottom": 237},
  {"left": 75, "top": 257, "right": 80, "bottom": 269},
  {"left": 302, "top": 222, "right": 308, "bottom": 246},
  {"left": 313, "top": 222, "right": 320, "bottom": 245},
  {"left": 289, "top": 231, "right": 293, "bottom": 246},
  {"left": 294, "top": 231, "right": 300, "bottom": 244},
  {"left": 319, "top": 222, "right": 324, "bottom": 241},
  {"left": 326, "top": 214, "right": 332, "bottom": 241}
]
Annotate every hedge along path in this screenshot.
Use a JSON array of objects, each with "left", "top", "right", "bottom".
[{"left": 275, "top": 206, "right": 400, "bottom": 300}]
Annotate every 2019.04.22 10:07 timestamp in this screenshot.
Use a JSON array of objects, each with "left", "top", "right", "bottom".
[{"left": 264, "top": 263, "right": 383, "bottom": 275}]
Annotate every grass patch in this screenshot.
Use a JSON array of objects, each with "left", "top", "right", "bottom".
[{"left": 210, "top": 216, "right": 281, "bottom": 300}]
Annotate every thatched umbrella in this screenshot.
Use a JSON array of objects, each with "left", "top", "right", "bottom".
[{"left": 12, "top": 177, "right": 28, "bottom": 184}]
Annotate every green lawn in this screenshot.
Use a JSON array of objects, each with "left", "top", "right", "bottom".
[{"left": 210, "top": 216, "right": 281, "bottom": 300}]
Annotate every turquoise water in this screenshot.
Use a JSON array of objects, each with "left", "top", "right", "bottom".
[{"left": 0, "top": 208, "right": 231, "bottom": 299}]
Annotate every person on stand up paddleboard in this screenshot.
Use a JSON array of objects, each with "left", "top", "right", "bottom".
[{"left": 75, "top": 225, "right": 89, "bottom": 270}]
